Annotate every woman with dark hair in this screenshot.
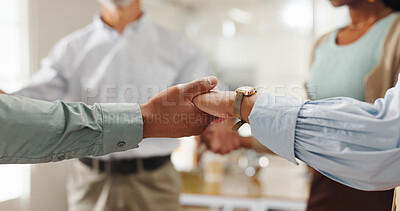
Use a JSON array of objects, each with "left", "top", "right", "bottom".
[{"left": 306, "top": 0, "right": 400, "bottom": 210}]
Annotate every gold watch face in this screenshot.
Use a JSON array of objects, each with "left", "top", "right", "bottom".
[{"left": 235, "top": 86, "right": 257, "bottom": 96}]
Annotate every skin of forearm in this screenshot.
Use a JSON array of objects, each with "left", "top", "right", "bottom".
[
  {"left": 141, "top": 90, "right": 259, "bottom": 139},
  {"left": 241, "top": 93, "right": 259, "bottom": 123},
  {"left": 139, "top": 104, "right": 151, "bottom": 139}
]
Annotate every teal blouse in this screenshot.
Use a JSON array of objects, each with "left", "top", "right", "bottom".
[{"left": 308, "top": 13, "right": 398, "bottom": 101}]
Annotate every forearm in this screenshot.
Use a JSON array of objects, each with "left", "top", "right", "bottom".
[
  {"left": 0, "top": 95, "right": 142, "bottom": 164},
  {"left": 292, "top": 97, "right": 400, "bottom": 190},
  {"left": 241, "top": 93, "right": 259, "bottom": 123},
  {"left": 249, "top": 84, "right": 400, "bottom": 190},
  {"left": 0, "top": 76, "right": 217, "bottom": 164},
  {"left": 139, "top": 103, "right": 153, "bottom": 139}
]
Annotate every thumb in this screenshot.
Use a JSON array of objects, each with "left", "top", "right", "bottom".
[{"left": 183, "top": 76, "right": 218, "bottom": 100}]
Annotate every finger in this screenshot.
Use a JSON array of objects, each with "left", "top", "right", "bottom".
[
  {"left": 223, "top": 141, "right": 232, "bottom": 154},
  {"left": 195, "top": 136, "right": 202, "bottom": 146},
  {"left": 220, "top": 133, "right": 232, "bottom": 154},
  {"left": 240, "top": 137, "right": 253, "bottom": 149},
  {"left": 210, "top": 139, "right": 220, "bottom": 153},
  {"left": 193, "top": 91, "right": 235, "bottom": 119},
  {"left": 233, "top": 135, "right": 241, "bottom": 150},
  {"left": 201, "top": 115, "right": 220, "bottom": 130},
  {"left": 203, "top": 130, "right": 214, "bottom": 147},
  {"left": 229, "top": 135, "right": 238, "bottom": 152},
  {"left": 213, "top": 118, "right": 226, "bottom": 123},
  {"left": 183, "top": 76, "right": 218, "bottom": 100}
]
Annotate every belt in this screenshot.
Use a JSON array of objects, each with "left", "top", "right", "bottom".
[{"left": 79, "top": 155, "right": 170, "bottom": 174}]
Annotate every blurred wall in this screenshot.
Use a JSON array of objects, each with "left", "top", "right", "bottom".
[
  {"left": 183, "top": 0, "right": 349, "bottom": 93},
  {"left": 29, "top": 0, "right": 99, "bottom": 73}
]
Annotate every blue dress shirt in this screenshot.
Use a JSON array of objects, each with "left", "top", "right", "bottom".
[{"left": 249, "top": 74, "right": 400, "bottom": 191}]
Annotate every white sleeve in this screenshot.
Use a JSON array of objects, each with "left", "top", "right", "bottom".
[
  {"left": 174, "top": 39, "right": 214, "bottom": 84},
  {"left": 15, "top": 40, "right": 71, "bottom": 101}
]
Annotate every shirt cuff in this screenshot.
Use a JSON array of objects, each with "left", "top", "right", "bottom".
[
  {"left": 99, "top": 103, "right": 143, "bottom": 155},
  {"left": 248, "top": 93, "right": 306, "bottom": 164}
]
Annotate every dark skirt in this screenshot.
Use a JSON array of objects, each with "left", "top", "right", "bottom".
[{"left": 307, "top": 169, "right": 394, "bottom": 211}]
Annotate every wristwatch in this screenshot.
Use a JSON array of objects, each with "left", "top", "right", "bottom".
[{"left": 232, "top": 86, "right": 257, "bottom": 131}]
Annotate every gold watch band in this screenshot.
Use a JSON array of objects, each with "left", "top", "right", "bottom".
[
  {"left": 232, "top": 120, "right": 246, "bottom": 131},
  {"left": 232, "top": 86, "right": 256, "bottom": 131},
  {"left": 234, "top": 92, "right": 244, "bottom": 120}
]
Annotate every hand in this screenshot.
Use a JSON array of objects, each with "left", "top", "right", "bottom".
[
  {"left": 193, "top": 90, "right": 259, "bottom": 123},
  {"left": 140, "top": 76, "right": 218, "bottom": 139},
  {"left": 199, "top": 119, "right": 242, "bottom": 154}
]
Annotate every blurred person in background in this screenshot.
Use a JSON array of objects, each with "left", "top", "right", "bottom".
[
  {"left": 14, "top": 0, "right": 240, "bottom": 210},
  {"left": 306, "top": 0, "right": 400, "bottom": 210}
]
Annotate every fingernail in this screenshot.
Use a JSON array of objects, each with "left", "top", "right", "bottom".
[{"left": 206, "top": 77, "right": 213, "bottom": 85}]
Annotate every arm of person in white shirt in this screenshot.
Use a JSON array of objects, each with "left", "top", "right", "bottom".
[
  {"left": 14, "top": 38, "right": 72, "bottom": 100},
  {"left": 193, "top": 75, "right": 400, "bottom": 191}
]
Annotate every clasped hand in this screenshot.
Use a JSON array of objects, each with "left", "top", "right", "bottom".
[
  {"left": 2, "top": 77, "right": 256, "bottom": 154},
  {"left": 141, "top": 76, "right": 258, "bottom": 154}
]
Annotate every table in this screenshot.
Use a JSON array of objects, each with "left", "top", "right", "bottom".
[
  {"left": 179, "top": 155, "right": 310, "bottom": 211},
  {"left": 180, "top": 193, "right": 306, "bottom": 211}
]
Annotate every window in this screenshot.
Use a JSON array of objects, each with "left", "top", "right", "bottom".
[
  {"left": 0, "top": 0, "right": 31, "bottom": 203},
  {"left": 0, "top": 0, "right": 30, "bottom": 93},
  {"left": 0, "top": 165, "right": 30, "bottom": 202}
]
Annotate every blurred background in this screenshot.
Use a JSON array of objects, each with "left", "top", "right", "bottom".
[{"left": 0, "top": 0, "right": 349, "bottom": 210}]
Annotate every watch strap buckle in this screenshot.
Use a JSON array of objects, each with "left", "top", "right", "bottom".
[{"left": 232, "top": 120, "right": 246, "bottom": 131}]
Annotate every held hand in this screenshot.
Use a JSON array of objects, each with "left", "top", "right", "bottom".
[
  {"left": 193, "top": 90, "right": 259, "bottom": 123},
  {"left": 199, "top": 119, "right": 242, "bottom": 154},
  {"left": 193, "top": 91, "right": 236, "bottom": 119},
  {"left": 140, "top": 76, "right": 218, "bottom": 139}
]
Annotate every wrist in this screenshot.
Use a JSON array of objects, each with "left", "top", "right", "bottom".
[
  {"left": 241, "top": 93, "right": 259, "bottom": 123},
  {"left": 139, "top": 103, "right": 152, "bottom": 139},
  {"left": 227, "top": 91, "right": 237, "bottom": 118}
]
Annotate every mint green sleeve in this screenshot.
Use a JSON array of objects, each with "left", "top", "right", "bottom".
[{"left": 0, "top": 95, "right": 143, "bottom": 164}]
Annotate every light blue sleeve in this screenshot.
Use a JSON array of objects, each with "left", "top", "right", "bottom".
[
  {"left": 249, "top": 77, "right": 400, "bottom": 191},
  {"left": 0, "top": 95, "right": 143, "bottom": 164}
]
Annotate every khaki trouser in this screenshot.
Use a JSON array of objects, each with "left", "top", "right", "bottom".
[
  {"left": 67, "top": 159, "right": 181, "bottom": 211},
  {"left": 393, "top": 187, "right": 400, "bottom": 211}
]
